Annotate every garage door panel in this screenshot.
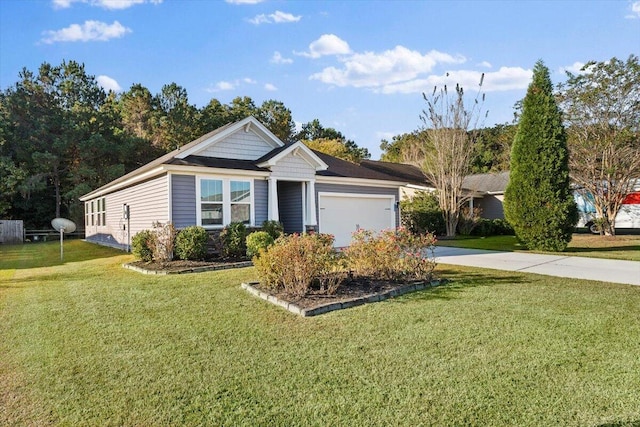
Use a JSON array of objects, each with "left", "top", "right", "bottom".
[{"left": 318, "top": 193, "right": 395, "bottom": 247}]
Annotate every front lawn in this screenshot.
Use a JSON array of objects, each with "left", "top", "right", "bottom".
[
  {"left": 1, "top": 241, "right": 639, "bottom": 426},
  {"left": 437, "top": 233, "right": 640, "bottom": 261}
]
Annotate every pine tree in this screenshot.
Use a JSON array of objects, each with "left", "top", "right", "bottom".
[{"left": 504, "top": 60, "right": 577, "bottom": 251}]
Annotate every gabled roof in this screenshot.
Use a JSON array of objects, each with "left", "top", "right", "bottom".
[
  {"left": 166, "top": 156, "right": 268, "bottom": 172},
  {"left": 256, "top": 141, "right": 328, "bottom": 171},
  {"left": 462, "top": 171, "right": 510, "bottom": 194},
  {"left": 80, "top": 116, "right": 282, "bottom": 200}
]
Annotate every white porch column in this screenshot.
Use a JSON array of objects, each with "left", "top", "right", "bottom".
[
  {"left": 469, "top": 197, "right": 474, "bottom": 211},
  {"left": 268, "top": 178, "right": 279, "bottom": 221},
  {"left": 306, "top": 180, "right": 317, "bottom": 227}
]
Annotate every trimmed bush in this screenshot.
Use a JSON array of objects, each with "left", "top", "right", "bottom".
[
  {"left": 253, "top": 233, "right": 345, "bottom": 297},
  {"left": 132, "top": 230, "right": 153, "bottom": 262},
  {"left": 261, "top": 220, "right": 284, "bottom": 240},
  {"left": 246, "top": 231, "right": 274, "bottom": 258},
  {"left": 175, "top": 226, "right": 209, "bottom": 260},
  {"left": 400, "top": 192, "right": 446, "bottom": 236},
  {"left": 344, "top": 227, "right": 437, "bottom": 282},
  {"left": 220, "top": 222, "right": 248, "bottom": 258}
]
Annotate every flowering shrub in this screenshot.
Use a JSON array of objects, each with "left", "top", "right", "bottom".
[
  {"left": 344, "top": 227, "right": 436, "bottom": 282},
  {"left": 253, "top": 233, "right": 345, "bottom": 297}
]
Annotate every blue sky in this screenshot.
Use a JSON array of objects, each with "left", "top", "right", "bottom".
[{"left": 1, "top": 0, "right": 639, "bottom": 159}]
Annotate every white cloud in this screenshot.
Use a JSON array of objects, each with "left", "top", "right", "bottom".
[
  {"left": 296, "top": 34, "right": 351, "bottom": 58},
  {"left": 378, "top": 67, "right": 533, "bottom": 94},
  {"left": 310, "top": 46, "right": 466, "bottom": 88},
  {"left": 248, "top": 10, "right": 301, "bottom": 25},
  {"left": 226, "top": 0, "right": 264, "bottom": 4},
  {"left": 52, "top": 0, "right": 162, "bottom": 10},
  {"left": 559, "top": 61, "right": 586, "bottom": 74},
  {"left": 271, "top": 51, "right": 293, "bottom": 64},
  {"left": 264, "top": 83, "right": 278, "bottom": 91},
  {"left": 41, "top": 20, "right": 131, "bottom": 43},
  {"left": 207, "top": 81, "right": 237, "bottom": 92},
  {"left": 478, "top": 61, "right": 492, "bottom": 68},
  {"left": 96, "top": 75, "right": 122, "bottom": 92},
  {"left": 206, "top": 78, "right": 257, "bottom": 93},
  {"left": 625, "top": 1, "right": 640, "bottom": 18}
]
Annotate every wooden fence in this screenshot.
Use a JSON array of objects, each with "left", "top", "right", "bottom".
[{"left": 0, "top": 220, "right": 24, "bottom": 244}]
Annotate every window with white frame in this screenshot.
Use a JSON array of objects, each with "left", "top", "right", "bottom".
[
  {"left": 199, "top": 178, "right": 252, "bottom": 227},
  {"left": 86, "top": 197, "right": 106, "bottom": 226}
]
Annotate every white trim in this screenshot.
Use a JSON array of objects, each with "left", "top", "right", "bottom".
[
  {"left": 307, "top": 180, "right": 317, "bottom": 227},
  {"left": 196, "top": 176, "right": 255, "bottom": 229},
  {"left": 268, "top": 178, "right": 279, "bottom": 222},
  {"left": 257, "top": 141, "right": 329, "bottom": 171},
  {"left": 163, "top": 165, "right": 269, "bottom": 178},
  {"left": 301, "top": 183, "right": 307, "bottom": 229},
  {"left": 167, "top": 174, "right": 173, "bottom": 223},
  {"left": 175, "top": 117, "right": 283, "bottom": 160},
  {"left": 316, "top": 175, "right": 408, "bottom": 188}
]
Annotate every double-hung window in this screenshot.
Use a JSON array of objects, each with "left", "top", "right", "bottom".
[{"left": 199, "top": 178, "right": 252, "bottom": 227}]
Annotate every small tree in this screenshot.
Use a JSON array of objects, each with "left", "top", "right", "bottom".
[
  {"left": 558, "top": 55, "right": 640, "bottom": 236},
  {"left": 504, "top": 60, "right": 578, "bottom": 251},
  {"left": 404, "top": 77, "right": 486, "bottom": 236}
]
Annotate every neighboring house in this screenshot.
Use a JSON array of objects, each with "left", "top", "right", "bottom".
[
  {"left": 80, "top": 116, "right": 414, "bottom": 248},
  {"left": 462, "top": 172, "right": 510, "bottom": 219}
]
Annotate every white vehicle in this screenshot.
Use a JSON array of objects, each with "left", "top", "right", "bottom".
[{"left": 575, "top": 190, "right": 640, "bottom": 233}]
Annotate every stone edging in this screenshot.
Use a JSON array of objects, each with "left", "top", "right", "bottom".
[
  {"left": 123, "top": 261, "right": 253, "bottom": 275},
  {"left": 241, "top": 280, "right": 443, "bottom": 317}
]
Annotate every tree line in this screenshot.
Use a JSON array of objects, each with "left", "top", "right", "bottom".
[{"left": 0, "top": 60, "right": 369, "bottom": 228}]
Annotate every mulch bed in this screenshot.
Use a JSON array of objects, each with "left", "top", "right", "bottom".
[
  {"left": 253, "top": 277, "right": 419, "bottom": 310},
  {"left": 125, "top": 257, "right": 251, "bottom": 275},
  {"left": 244, "top": 276, "right": 443, "bottom": 316}
]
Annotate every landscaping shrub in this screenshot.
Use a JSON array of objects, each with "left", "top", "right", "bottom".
[
  {"left": 150, "top": 221, "right": 176, "bottom": 262},
  {"left": 253, "top": 233, "right": 345, "bottom": 297},
  {"left": 261, "top": 220, "right": 284, "bottom": 240},
  {"left": 457, "top": 206, "right": 482, "bottom": 236},
  {"left": 132, "top": 229, "right": 153, "bottom": 262},
  {"left": 344, "top": 227, "right": 437, "bottom": 282},
  {"left": 470, "top": 218, "right": 515, "bottom": 237},
  {"left": 400, "top": 192, "right": 446, "bottom": 236},
  {"left": 246, "top": 231, "right": 274, "bottom": 258},
  {"left": 174, "top": 226, "right": 209, "bottom": 260},
  {"left": 220, "top": 222, "right": 248, "bottom": 258}
]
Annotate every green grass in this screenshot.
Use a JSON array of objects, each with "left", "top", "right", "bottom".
[
  {"left": 2, "top": 241, "right": 640, "bottom": 426},
  {"left": 437, "top": 233, "right": 640, "bottom": 261}
]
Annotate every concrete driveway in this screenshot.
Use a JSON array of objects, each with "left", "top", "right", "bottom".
[{"left": 433, "top": 246, "right": 640, "bottom": 286}]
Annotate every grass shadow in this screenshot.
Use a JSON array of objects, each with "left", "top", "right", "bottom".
[
  {"left": 563, "top": 245, "right": 640, "bottom": 254},
  {"left": 0, "top": 240, "right": 128, "bottom": 270},
  {"left": 397, "top": 267, "right": 529, "bottom": 302}
]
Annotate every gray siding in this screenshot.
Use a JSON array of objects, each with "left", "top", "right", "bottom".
[
  {"left": 85, "top": 174, "right": 169, "bottom": 248},
  {"left": 254, "top": 179, "right": 268, "bottom": 225},
  {"left": 476, "top": 195, "right": 505, "bottom": 219},
  {"left": 278, "top": 181, "right": 303, "bottom": 233},
  {"left": 195, "top": 130, "right": 274, "bottom": 160},
  {"left": 270, "top": 153, "right": 316, "bottom": 180},
  {"left": 171, "top": 174, "right": 196, "bottom": 228},
  {"left": 315, "top": 183, "right": 400, "bottom": 227}
]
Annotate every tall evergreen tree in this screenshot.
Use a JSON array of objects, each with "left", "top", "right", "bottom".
[{"left": 504, "top": 60, "right": 577, "bottom": 251}]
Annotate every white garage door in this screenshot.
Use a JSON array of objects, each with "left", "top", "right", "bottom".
[{"left": 318, "top": 192, "right": 396, "bottom": 247}]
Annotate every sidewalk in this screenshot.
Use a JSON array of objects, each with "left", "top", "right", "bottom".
[{"left": 433, "top": 246, "right": 640, "bottom": 286}]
